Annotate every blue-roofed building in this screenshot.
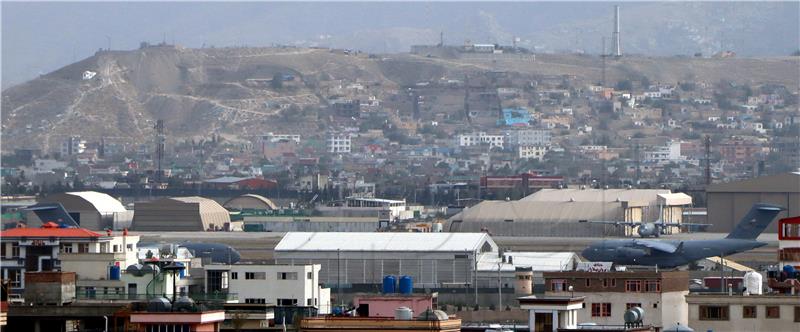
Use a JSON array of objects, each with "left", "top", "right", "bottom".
[{"left": 500, "top": 107, "right": 532, "bottom": 126}]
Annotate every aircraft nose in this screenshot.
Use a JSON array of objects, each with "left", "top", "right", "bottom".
[{"left": 581, "top": 247, "right": 596, "bottom": 260}]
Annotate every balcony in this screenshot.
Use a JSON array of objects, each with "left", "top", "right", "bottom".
[
  {"left": 75, "top": 292, "right": 238, "bottom": 304},
  {"left": 59, "top": 252, "right": 128, "bottom": 262}
]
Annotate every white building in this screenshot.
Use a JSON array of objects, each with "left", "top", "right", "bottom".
[
  {"left": 274, "top": 232, "right": 499, "bottom": 288},
  {"left": 0, "top": 225, "right": 138, "bottom": 294},
  {"left": 315, "top": 196, "right": 413, "bottom": 221},
  {"left": 262, "top": 133, "right": 301, "bottom": 143},
  {"left": 327, "top": 134, "right": 352, "bottom": 153},
  {"left": 458, "top": 132, "right": 505, "bottom": 149},
  {"left": 507, "top": 129, "right": 552, "bottom": 147},
  {"left": 644, "top": 140, "right": 683, "bottom": 165},
  {"left": 204, "top": 263, "right": 331, "bottom": 313},
  {"left": 518, "top": 146, "right": 548, "bottom": 161},
  {"left": 60, "top": 136, "right": 87, "bottom": 156}
]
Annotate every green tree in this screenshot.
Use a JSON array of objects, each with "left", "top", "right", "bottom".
[{"left": 271, "top": 73, "right": 283, "bottom": 90}]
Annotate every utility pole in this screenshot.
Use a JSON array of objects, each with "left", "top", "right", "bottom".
[
  {"left": 497, "top": 261, "right": 503, "bottom": 310},
  {"left": 601, "top": 37, "right": 607, "bottom": 87},
  {"left": 704, "top": 135, "right": 712, "bottom": 186}
]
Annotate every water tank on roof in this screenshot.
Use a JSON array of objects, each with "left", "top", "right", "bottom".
[
  {"left": 147, "top": 297, "right": 172, "bottom": 312},
  {"left": 399, "top": 276, "right": 413, "bottom": 295},
  {"left": 744, "top": 271, "right": 763, "bottom": 295},
  {"left": 432, "top": 223, "right": 443, "bottom": 232},
  {"left": 624, "top": 306, "right": 645, "bottom": 325},
  {"left": 109, "top": 265, "right": 121, "bottom": 280},
  {"left": 175, "top": 262, "right": 186, "bottom": 278},
  {"left": 382, "top": 275, "right": 396, "bottom": 294},
  {"left": 783, "top": 265, "right": 796, "bottom": 274},
  {"left": 394, "top": 307, "right": 413, "bottom": 320},
  {"left": 174, "top": 296, "right": 195, "bottom": 312},
  {"left": 126, "top": 264, "right": 143, "bottom": 276},
  {"left": 142, "top": 264, "right": 160, "bottom": 275}
]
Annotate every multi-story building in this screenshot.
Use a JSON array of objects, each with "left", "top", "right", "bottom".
[
  {"left": 60, "top": 136, "right": 86, "bottom": 156},
  {"left": 518, "top": 145, "right": 549, "bottom": 161},
  {"left": 779, "top": 216, "right": 800, "bottom": 268},
  {"left": 718, "top": 137, "right": 763, "bottom": 164},
  {"left": 457, "top": 132, "right": 505, "bottom": 149},
  {"left": 543, "top": 270, "right": 689, "bottom": 330},
  {"left": 0, "top": 224, "right": 138, "bottom": 295},
  {"left": 685, "top": 293, "right": 800, "bottom": 332},
  {"left": 204, "top": 263, "right": 331, "bottom": 314},
  {"left": 644, "top": 140, "right": 683, "bottom": 165},
  {"left": 507, "top": 129, "right": 551, "bottom": 147},
  {"left": 328, "top": 134, "right": 352, "bottom": 153},
  {"left": 262, "top": 133, "right": 301, "bottom": 143}
]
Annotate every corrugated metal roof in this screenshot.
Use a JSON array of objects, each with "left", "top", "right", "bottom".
[
  {"left": 477, "top": 252, "right": 579, "bottom": 272},
  {"left": 449, "top": 200, "right": 624, "bottom": 223},
  {"left": 707, "top": 172, "right": 800, "bottom": 193},
  {"left": 66, "top": 191, "right": 127, "bottom": 214},
  {"left": 522, "top": 188, "right": 671, "bottom": 206},
  {"left": 1, "top": 226, "right": 102, "bottom": 238},
  {"left": 275, "top": 232, "right": 494, "bottom": 252},
  {"left": 203, "top": 176, "right": 249, "bottom": 184}
]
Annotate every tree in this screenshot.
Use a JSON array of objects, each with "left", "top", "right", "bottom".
[
  {"left": 615, "top": 80, "right": 633, "bottom": 91},
  {"left": 271, "top": 73, "right": 283, "bottom": 90}
]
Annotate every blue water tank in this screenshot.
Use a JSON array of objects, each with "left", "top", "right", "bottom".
[
  {"left": 109, "top": 265, "right": 121, "bottom": 280},
  {"left": 399, "top": 275, "right": 413, "bottom": 295},
  {"left": 783, "top": 265, "right": 796, "bottom": 274},
  {"left": 176, "top": 262, "right": 186, "bottom": 278},
  {"left": 382, "top": 275, "right": 396, "bottom": 294}
]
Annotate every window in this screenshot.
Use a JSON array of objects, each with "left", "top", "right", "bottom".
[
  {"left": 307, "top": 272, "right": 313, "bottom": 280},
  {"left": 112, "top": 245, "right": 119, "bottom": 252},
  {"left": 245, "top": 298, "right": 266, "bottom": 304},
  {"left": 307, "top": 298, "right": 314, "bottom": 306},
  {"left": 84, "top": 286, "right": 96, "bottom": 298},
  {"left": 550, "top": 279, "right": 567, "bottom": 292},
  {"left": 699, "top": 305, "right": 729, "bottom": 321},
  {"left": 610, "top": 278, "right": 616, "bottom": 287},
  {"left": 8, "top": 270, "right": 21, "bottom": 288},
  {"left": 126, "top": 244, "right": 134, "bottom": 251},
  {"left": 11, "top": 243, "right": 20, "bottom": 258},
  {"left": 231, "top": 272, "right": 238, "bottom": 280},
  {"left": 645, "top": 280, "right": 661, "bottom": 292},
  {"left": 585, "top": 279, "right": 591, "bottom": 287},
  {"left": 60, "top": 243, "right": 73, "bottom": 253},
  {"left": 794, "top": 306, "right": 800, "bottom": 323},
  {"left": 245, "top": 272, "right": 266, "bottom": 280},
  {"left": 626, "top": 303, "right": 642, "bottom": 310},
  {"left": 277, "top": 298, "right": 298, "bottom": 306},
  {"left": 742, "top": 306, "right": 757, "bottom": 318},
  {"left": 591, "top": 303, "right": 612, "bottom": 317},
  {"left": 625, "top": 280, "right": 642, "bottom": 292},
  {"left": 278, "top": 272, "right": 298, "bottom": 280},
  {"left": 766, "top": 306, "right": 780, "bottom": 319},
  {"left": 78, "top": 243, "right": 89, "bottom": 253},
  {"left": 1, "top": 243, "right": 6, "bottom": 257}
]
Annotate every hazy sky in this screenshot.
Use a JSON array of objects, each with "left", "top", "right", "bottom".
[{"left": 3, "top": 1, "right": 798, "bottom": 88}]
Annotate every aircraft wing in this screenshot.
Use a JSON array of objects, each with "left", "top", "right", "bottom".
[
  {"left": 657, "top": 222, "right": 711, "bottom": 228},
  {"left": 631, "top": 239, "right": 679, "bottom": 253},
  {"left": 578, "top": 220, "right": 639, "bottom": 227}
]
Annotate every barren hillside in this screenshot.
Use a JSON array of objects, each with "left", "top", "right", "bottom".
[{"left": 2, "top": 46, "right": 797, "bottom": 153}]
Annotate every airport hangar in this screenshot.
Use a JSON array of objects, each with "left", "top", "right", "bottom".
[
  {"left": 26, "top": 191, "right": 132, "bottom": 230},
  {"left": 273, "top": 232, "right": 579, "bottom": 289},
  {"left": 447, "top": 188, "right": 692, "bottom": 237},
  {"left": 131, "top": 196, "right": 231, "bottom": 231},
  {"left": 706, "top": 172, "right": 800, "bottom": 233}
]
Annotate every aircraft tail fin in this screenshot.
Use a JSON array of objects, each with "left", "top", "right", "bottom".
[{"left": 725, "top": 203, "right": 783, "bottom": 240}]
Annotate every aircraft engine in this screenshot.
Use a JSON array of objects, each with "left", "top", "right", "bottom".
[{"left": 637, "top": 223, "right": 657, "bottom": 237}]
